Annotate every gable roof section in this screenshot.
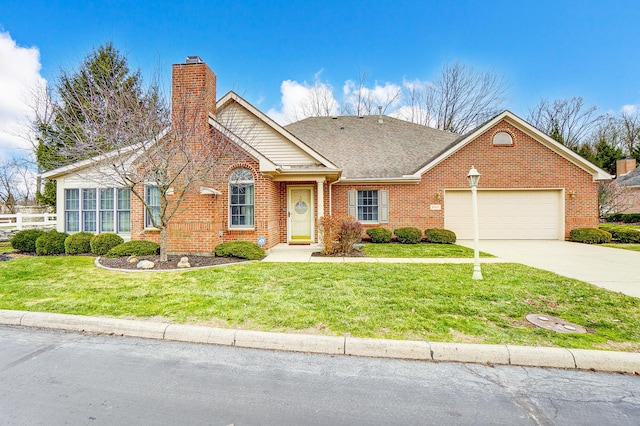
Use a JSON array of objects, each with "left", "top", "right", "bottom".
[
  {"left": 284, "top": 115, "right": 459, "bottom": 180},
  {"left": 617, "top": 166, "right": 640, "bottom": 187},
  {"left": 413, "top": 110, "right": 613, "bottom": 181},
  {"left": 216, "top": 92, "right": 338, "bottom": 171},
  {"left": 41, "top": 127, "right": 171, "bottom": 179}
]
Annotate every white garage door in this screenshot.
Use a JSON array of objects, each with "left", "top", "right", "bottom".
[{"left": 444, "top": 190, "right": 563, "bottom": 240}]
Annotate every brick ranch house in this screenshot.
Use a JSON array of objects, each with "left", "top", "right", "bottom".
[{"left": 42, "top": 57, "right": 611, "bottom": 252}]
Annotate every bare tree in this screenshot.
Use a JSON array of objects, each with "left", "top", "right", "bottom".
[
  {"left": 40, "top": 60, "right": 241, "bottom": 261},
  {"left": 527, "top": 97, "right": 602, "bottom": 149},
  {"left": 619, "top": 110, "right": 640, "bottom": 157},
  {"left": 342, "top": 71, "right": 402, "bottom": 116},
  {"left": 598, "top": 180, "right": 629, "bottom": 217},
  {"left": 400, "top": 62, "right": 508, "bottom": 133},
  {"left": 0, "top": 158, "right": 36, "bottom": 213}
]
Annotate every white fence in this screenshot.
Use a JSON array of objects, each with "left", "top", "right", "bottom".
[{"left": 0, "top": 213, "right": 57, "bottom": 230}]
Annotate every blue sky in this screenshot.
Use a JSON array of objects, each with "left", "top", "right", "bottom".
[{"left": 2, "top": 0, "right": 640, "bottom": 159}]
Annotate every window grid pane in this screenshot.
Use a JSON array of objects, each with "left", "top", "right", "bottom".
[
  {"left": 145, "top": 186, "right": 161, "bottom": 227},
  {"left": 357, "top": 190, "right": 378, "bottom": 222},
  {"left": 229, "top": 168, "right": 254, "bottom": 228}
]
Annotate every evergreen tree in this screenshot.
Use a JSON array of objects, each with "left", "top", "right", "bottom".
[{"left": 35, "top": 42, "right": 155, "bottom": 207}]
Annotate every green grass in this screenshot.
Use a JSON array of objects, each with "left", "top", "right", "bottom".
[
  {"left": 599, "top": 223, "right": 640, "bottom": 231},
  {"left": 599, "top": 223, "right": 640, "bottom": 252},
  {"left": 602, "top": 244, "right": 640, "bottom": 252},
  {"left": 0, "top": 241, "right": 14, "bottom": 253},
  {"left": 362, "top": 243, "right": 493, "bottom": 258},
  {"left": 1, "top": 256, "right": 639, "bottom": 351}
]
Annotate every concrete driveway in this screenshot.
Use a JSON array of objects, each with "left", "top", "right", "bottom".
[{"left": 458, "top": 240, "right": 640, "bottom": 298}]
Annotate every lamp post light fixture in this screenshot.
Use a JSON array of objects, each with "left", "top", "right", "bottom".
[{"left": 467, "top": 166, "right": 483, "bottom": 280}]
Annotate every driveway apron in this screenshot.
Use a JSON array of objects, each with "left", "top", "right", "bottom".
[{"left": 458, "top": 240, "right": 640, "bottom": 298}]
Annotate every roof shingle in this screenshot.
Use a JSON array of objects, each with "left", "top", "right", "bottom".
[{"left": 284, "top": 115, "right": 459, "bottom": 179}]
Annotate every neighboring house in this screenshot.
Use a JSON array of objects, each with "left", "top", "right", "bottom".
[
  {"left": 42, "top": 57, "right": 611, "bottom": 253},
  {"left": 616, "top": 158, "right": 640, "bottom": 213}
]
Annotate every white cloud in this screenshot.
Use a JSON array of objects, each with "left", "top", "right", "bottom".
[
  {"left": 343, "top": 80, "right": 403, "bottom": 114},
  {"left": 0, "top": 31, "right": 47, "bottom": 161},
  {"left": 621, "top": 104, "right": 638, "bottom": 114},
  {"left": 267, "top": 78, "right": 340, "bottom": 125}
]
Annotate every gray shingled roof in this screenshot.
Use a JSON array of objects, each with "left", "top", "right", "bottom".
[
  {"left": 618, "top": 166, "right": 640, "bottom": 186},
  {"left": 284, "top": 115, "right": 460, "bottom": 179}
]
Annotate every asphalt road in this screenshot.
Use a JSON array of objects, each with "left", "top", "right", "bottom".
[{"left": 0, "top": 326, "right": 638, "bottom": 425}]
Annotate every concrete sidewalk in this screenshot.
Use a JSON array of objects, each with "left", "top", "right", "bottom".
[{"left": 1, "top": 310, "right": 638, "bottom": 375}]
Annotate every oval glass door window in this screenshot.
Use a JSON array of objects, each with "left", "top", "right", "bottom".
[{"left": 294, "top": 201, "right": 308, "bottom": 214}]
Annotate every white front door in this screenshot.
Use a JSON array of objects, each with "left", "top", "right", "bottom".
[{"left": 288, "top": 186, "right": 314, "bottom": 242}]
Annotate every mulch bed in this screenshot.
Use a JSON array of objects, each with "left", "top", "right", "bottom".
[{"left": 97, "top": 255, "right": 248, "bottom": 270}]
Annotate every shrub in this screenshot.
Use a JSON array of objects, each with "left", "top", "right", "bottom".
[
  {"left": 601, "top": 226, "right": 640, "bottom": 243},
  {"left": 105, "top": 240, "right": 160, "bottom": 258},
  {"left": 366, "top": 227, "right": 392, "bottom": 243},
  {"left": 621, "top": 213, "right": 640, "bottom": 223},
  {"left": 90, "top": 233, "right": 125, "bottom": 256},
  {"left": 337, "top": 218, "right": 363, "bottom": 255},
  {"left": 604, "top": 213, "right": 625, "bottom": 222},
  {"left": 394, "top": 227, "right": 422, "bottom": 244},
  {"left": 10, "top": 229, "right": 46, "bottom": 253},
  {"left": 64, "top": 232, "right": 94, "bottom": 255},
  {"left": 570, "top": 228, "right": 612, "bottom": 244},
  {"left": 214, "top": 241, "right": 265, "bottom": 260},
  {"left": 35, "top": 230, "right": 70, "bottom": 256},
  {"left": 319, "top": 215, "right": 343, "bottom": 255},
  {"left": 425, "top": 228, "right": 456, "bottom": 244}
]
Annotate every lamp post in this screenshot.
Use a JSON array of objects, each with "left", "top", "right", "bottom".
[{"left": 467, "top": 166, "right": 483, "bottom": 280}]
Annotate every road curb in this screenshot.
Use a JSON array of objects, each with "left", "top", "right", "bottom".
[{"left": 1, "top": 310, "right": 638, "bottom": 374}]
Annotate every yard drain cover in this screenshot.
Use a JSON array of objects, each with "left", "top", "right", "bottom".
[{"left": 525, "top": 314, "right": 587, "bottom": 333}]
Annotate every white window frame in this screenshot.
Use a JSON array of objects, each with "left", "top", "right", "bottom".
[
  {"left": 228, "top": 168, "right": 255, "bottom": 229},
  {"left": 348, "top": 189, "right": 389, "bottom": 224},
  {"left": 63, "top": 187, "right": 130, "bottom": 235},
  {"left": 144, "top": 185, "right": 161, "bottom": 229}
]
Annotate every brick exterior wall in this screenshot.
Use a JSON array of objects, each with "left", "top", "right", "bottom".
[
  {"left": 331, "top": 121, "right": 598, "bottom": 238},
  {"left": 128, "top": 60, "right": 598, "bottom": 252}
]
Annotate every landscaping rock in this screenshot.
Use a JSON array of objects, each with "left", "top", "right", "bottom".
[
  {"left": 177, "top": 256, "right": 191, "bottom": 268},
  {"left": 127, "top": 256, "right": 139, "bottom": 263},
  {"left": 137, "top": 260, "right": 155, "bottom": 269}
]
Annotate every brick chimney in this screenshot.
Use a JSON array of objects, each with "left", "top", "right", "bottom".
[
  {"left": 171, "top": 56, "right": 216, "bottom": 136},
  {"left": 616, "top": 158, "right": 637, "bottom": 177}
]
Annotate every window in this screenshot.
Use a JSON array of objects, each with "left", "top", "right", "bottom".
[
  {"left": 229, "top": 168, "right": 254, "bottom": 228},
  {"left": 358, "top": 190, "right": 378, "bottom": 222},
  {"left": 117, "top": 189, "right": 131, "bottom": 233},
  {"left": 145, "top": 186, "right": 161, "bottom": 228},
  {"left": 348, "top": 189, "right": 389, "bottom": 223},
  {"left": 99, "top": 189, "right": 114, "bottom": 232},
  {"left": 64, "top": 189, "right": 80, "bottom": 232},
  {"left": 82, "top": 189, "right": 97, "bottom": 232},
  {"left": 493, "top": 131, "right": 513, "bottom": 146},
  {"left": 63, "top": 187, "right": 130, "bottom": 234}
]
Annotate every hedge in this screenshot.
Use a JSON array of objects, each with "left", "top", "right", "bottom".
[
  {"left": 214, "top": 241, "right": 265, "bottom": 260},
  {"left": 570, "top": 228, "right": 612, "bottom": 244},
  {"left": 64, "top": 232, "right": 94, "bottom": 255},
  {"left": 604, "top": 213, "right": 640, "bottom": 223},
  {"left": 365, "top": 227, "right": 392, "bottom": 243},
  {"left": 601, "top": 226, "right": 640, "bottom": 243},
  {"left": 105, "top": 240, "right": 160, "bottom": 258},
  {"left": 35, "top": 231, "right": 70, "bottom": 256},
  {"left": 394, "top": 227, "right": 422, "bottom": 244},
  {"left": 424, "top": 228, "right": 457, "bottom": 244},
  {"left": 91, "top": 233, "right": 125, "bottom": 256},
  {"left": 10, "top": 229, "right": 46, "bottom": 253}
]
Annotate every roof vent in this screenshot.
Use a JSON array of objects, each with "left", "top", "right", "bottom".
[{"left": 186, "top": 56, "right": 204, "bottom": 64}]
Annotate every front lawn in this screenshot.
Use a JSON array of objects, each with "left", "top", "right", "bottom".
[
  {"left": 602, "top": 244, "right": 640, "bottom": 252},
  {"left": 362, "top": 243, "right": 493, "bottom": 258},
  {"left": 1, "top": 256, "right": 638, "bottom": 351},
  {"left": 0, "top": 242, "right": 13, "bottom": 253}
]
